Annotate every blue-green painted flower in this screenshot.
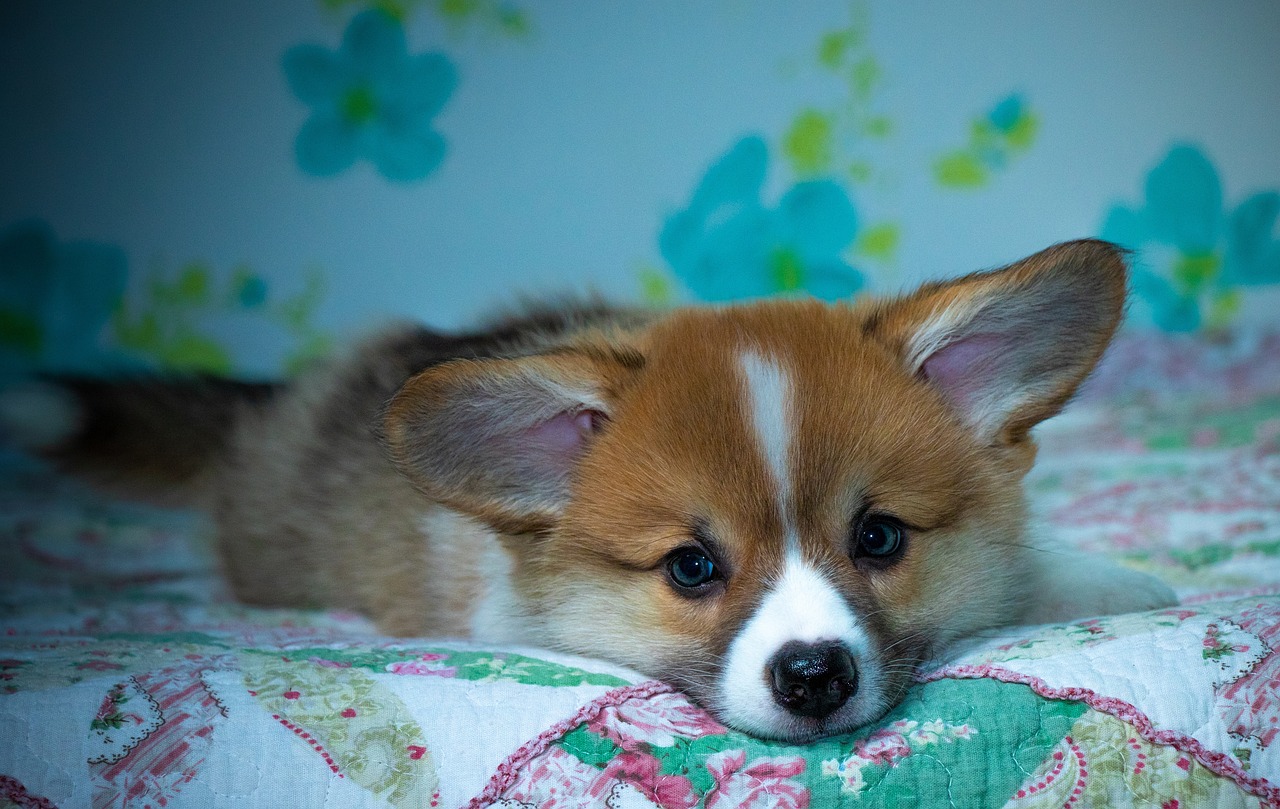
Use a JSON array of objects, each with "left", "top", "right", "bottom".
[
  {"left": 0, "top": 220, "right": 129, "bottom": 377},
  {"left": 284, "top": 10, "right": 457, "bottom": 182},
  {"left": 987, "top": 95, "right": 1025, "bottom": 134},
  {"left": 659, "top": 136, "right": 862, "bottom": 302},
  {"left": 1224, "top": 191, "right": 1280, "bottom": 287},
  {"left": 935, "top": 94, "right": 1038, "bottom": 189},
  {"left": 1102, "top": 144, "right": 1280, "bottom": 332},
  {"left": 231, "top": 268, "right": 269, "bottom": 309}
]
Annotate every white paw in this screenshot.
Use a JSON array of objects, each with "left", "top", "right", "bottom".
[{"left": 1019, "top": 554, "right": 1177, "bottom": 625}]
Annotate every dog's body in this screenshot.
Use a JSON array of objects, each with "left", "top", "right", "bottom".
[{"left": 12, "top": 240, "right": 1176, "bottom": 741}]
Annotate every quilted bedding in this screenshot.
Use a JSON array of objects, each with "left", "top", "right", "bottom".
[{"left": 2, "top": 331, "right": 1279, "bottom": 808}]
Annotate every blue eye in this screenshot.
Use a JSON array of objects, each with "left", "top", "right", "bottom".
[
  {"left": 667, "top": 549, "right": 718, "bottom": 590},
  {"left": 857, "top": 518, "right": 905, "bottom": 558}
]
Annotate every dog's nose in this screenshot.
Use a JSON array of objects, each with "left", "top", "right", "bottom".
[{"left": 769, "top": 640, "right": 857, "bottom": 719}]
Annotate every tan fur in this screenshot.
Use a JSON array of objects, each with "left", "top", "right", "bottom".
[
  {"left": 38, "top": 240, "right": 1172, "bottom": 739},
  {"left": 525, "top": 299, "right": 1033, "bottom": 711}
]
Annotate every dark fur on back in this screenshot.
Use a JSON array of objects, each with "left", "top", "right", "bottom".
[
  {"left": 317, "top": 298, "right": 643, "bottom": 445},
  {"left": 42, "top": 375, "right": 280, "bottom": 500},
  {"left": 17, "top": 298, "right": 648, "bottom": 628},
  {"left": 38, "top": 298, "right": 644, "bottom": 500}
]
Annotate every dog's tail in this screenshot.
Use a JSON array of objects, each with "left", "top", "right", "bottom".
[{"left": 0, "top": 375, "right": 281, "bottom": 505}]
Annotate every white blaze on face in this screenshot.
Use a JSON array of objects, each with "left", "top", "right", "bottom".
[
  {"left": 738, "top": 350, "right": 798, "bottom": 547},
  {"left": 719, "top": 554, "right": 881, "bottom": 738},
  {"left": 726, "top": 351, "right": 881, "bottom": 738}
]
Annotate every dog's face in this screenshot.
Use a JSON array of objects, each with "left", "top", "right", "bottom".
[
  {"left": 385, "top": 240, "right": 1126, "bottom": 740},
  {"left": 532, "top": 302, "right": 1035, "bottom": 739}
]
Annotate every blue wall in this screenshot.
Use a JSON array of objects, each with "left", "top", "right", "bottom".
[{"left": 2, "top": 1, "right": 1278, "bottom": 376}]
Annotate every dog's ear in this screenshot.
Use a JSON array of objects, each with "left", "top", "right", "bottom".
[
  {"left": 868, "top": 239, "right": 1127, "bottom": 444},
  {"left": 383, "top": 349, "right": 638, "bottom": 534}
]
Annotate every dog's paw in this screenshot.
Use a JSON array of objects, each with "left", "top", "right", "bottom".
[
  {"left": 1019, "top": 554, "right": 1178, "bottom": 625},
  {"left": 1086, "top": 564, "right": 1179, "bottom": 615}
]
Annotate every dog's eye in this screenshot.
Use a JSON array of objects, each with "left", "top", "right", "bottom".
[
  {"left": 667, "top": 548, "right": 718, "bottom": 591},
  {"left": 855, "top": 517, "right": 905, "bottom": 559}
]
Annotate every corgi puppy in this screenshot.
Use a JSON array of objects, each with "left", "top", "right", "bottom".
[{"left": 10, "top": 239, "right": 1176, "bottom": 741}]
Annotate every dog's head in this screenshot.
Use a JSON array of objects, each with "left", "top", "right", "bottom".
[{"left": 384, "top": 239, "right": 1126, "bottom": 740}]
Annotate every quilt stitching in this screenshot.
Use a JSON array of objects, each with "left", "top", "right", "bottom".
[{"left": 920, "top": 663, "right": 1280, "bottom": 806}]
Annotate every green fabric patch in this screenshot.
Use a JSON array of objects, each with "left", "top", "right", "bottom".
[
  {"left": 554, "top": 677, "right": 1086, "bottom": 804},
  {"left": 264, "top": 645, "right": 632, "bottom": 687}
]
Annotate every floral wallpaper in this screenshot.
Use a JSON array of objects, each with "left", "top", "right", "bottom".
[
  {"left": 934, "top": 94, "right": 1039, "bottom": 190},
  {"left": 1103, "top": 145, "right": 1280, "bottom": 333},
  {"left": 284, "top": 10, "right": 458, "bottom": 183},
  {"left": 0, "top": 2, "right": 1276, "bottom": 378},
  {"left": 0, "top": 219, "right": 329, "bottom": 380},
  {"left": 113, "top": 260, "right": 330, "bottom": 376},
  {"left": 780, "top": 3, "right": 895, "bottom": 187},
  {"left": 650, "top": 3, "right": 902, "bottom": 304},
  {"left": 0, "top": 221, "right": 127, "bottom": 377},
  {"left": 659, "top": 136, "right": 863, "bottom": 302}
]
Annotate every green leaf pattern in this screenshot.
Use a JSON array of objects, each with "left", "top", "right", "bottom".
[{"left": 242, "top": 654, "right": 441, "bottom": 808}]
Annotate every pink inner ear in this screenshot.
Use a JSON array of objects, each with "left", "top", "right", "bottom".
[
  {"left": 522, "top": 409, "right": 604, "bottom": 466},
  {"left": 921, "top": 334, "right": 1007, "bottom": 414}
]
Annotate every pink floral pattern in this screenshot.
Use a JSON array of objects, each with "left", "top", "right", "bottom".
[
  {"left": 499, "top": 746, "right": 605, "bottom": 809},
  {"left": 1216, "top": 601, "right": 1280, "bottom": 751},
  {"left": 87, "top": 679, "right": 163, "bottom": 766},
  {"left": 387, "top": 652, "right": 458, "bottom": 678},
  {"left": 500, "top": 746, "right": 699, "bottom": 809},
  {"left": 89, "top": 653, "right": 235, "bottom": 809},
  {"left": 600, "top": 752, "right": 697, "bottom": 808},
  {"left": 586, "top": 690, "right": 727, "bottom": 750},
  {"left": 704, "top": 750, "right": 809, "bottom": 809}
]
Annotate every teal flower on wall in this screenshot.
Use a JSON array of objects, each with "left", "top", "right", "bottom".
[
  {"left": 659, "top": 136, "right": 863, "bottom": 302},
  {"left": 284, "top": 10, "right": 458, "bottom": 182},
  {"left": 1102, "top": 144, "right": 1280, "bottom": 332},
  {"left": 935, "top": 94, "right": 1038, "bottom": 189},
  {"left": 0, "top": 220, "right": 129, "bottom": 377}
]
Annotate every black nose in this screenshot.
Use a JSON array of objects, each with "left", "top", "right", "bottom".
[{"left": 769, "top": 640, "right": 857, "bottom": 719}]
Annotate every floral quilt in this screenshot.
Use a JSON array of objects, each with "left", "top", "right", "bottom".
[{"left": 2, "top": 331, "right": 1279, "bottom": 808}]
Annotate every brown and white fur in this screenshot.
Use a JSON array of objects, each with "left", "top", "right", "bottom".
[{"left": 6, "top": 239, "right": 1176, "bottom": 741}]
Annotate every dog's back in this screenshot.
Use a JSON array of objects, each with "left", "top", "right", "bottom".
[
  {"left": 215, "top": 325, "right": 463, "bottom": 632},
  {"left": 8, "top": 301, "right": 647, "bottom": 635}
]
